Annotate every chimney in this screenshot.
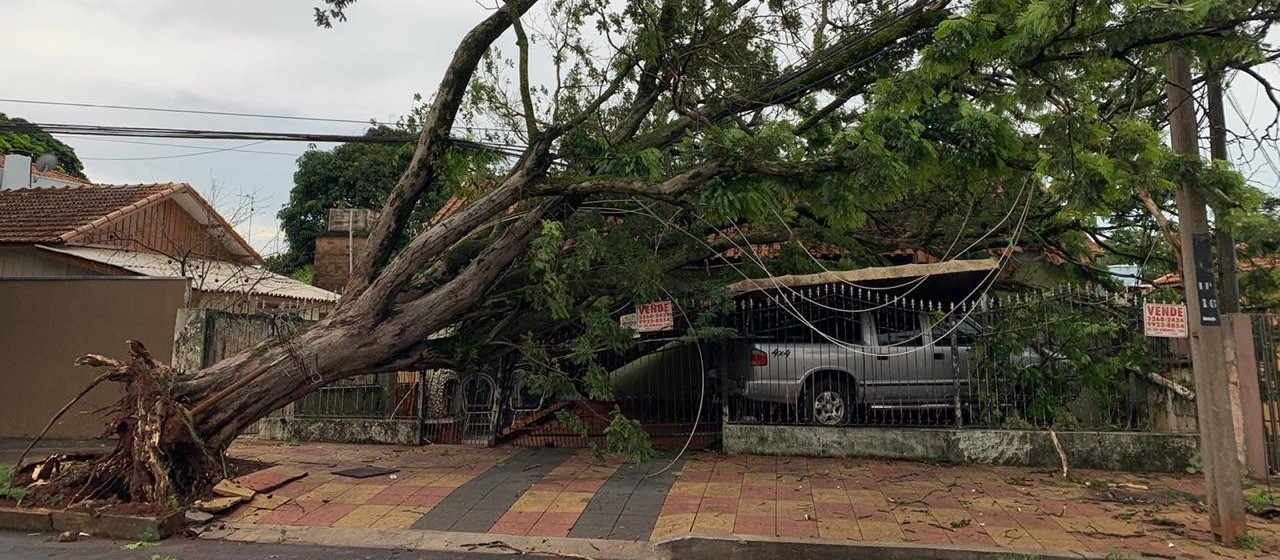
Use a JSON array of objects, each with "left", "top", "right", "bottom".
[
  {"left": 1, "top": 153, "right": 32, "bottom": 189},
  {"left": 312, "top": 207, "right": 379, "bottom": 292}
]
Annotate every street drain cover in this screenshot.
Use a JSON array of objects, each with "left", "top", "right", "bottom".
[{"left": 332, "top": 466, "right": 399, "bottom": 479}]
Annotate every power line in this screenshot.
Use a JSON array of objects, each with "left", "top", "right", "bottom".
[
  {"left": 0, "top": 97, "right": 522, "bottom": 134},
  {"left": 0, "top": 121, "right": 530, "bottom": 159},
  {"left": 80, "top": 140, "right": 274, "bottom": 161},
  {"left": 75, "top": 137, "right": 302, "bottom": 157}
]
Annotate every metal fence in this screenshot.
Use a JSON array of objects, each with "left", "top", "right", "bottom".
[
  {"left": 177, "top": 308, "right": 427, "bottom": 437},
  {"left": 722, "top": 284, "right": 1186, "bottom": 431},
  {"left": 1250, "top": 314, "right": 1280, "bottom": 475}
]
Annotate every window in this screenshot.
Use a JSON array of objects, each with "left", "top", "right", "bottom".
[
  {"left": 930, "top": 315, "right": 980, "bottom": 346},
  {"left": 872, "top": 308, "right": 924, "bottom": 346},
  {"left": 813, "top": 314, "right": 863, "bottom": 344}
]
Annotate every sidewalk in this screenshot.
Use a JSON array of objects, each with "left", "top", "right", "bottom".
[{"left": 223, "top": 439, "right": 1280, "bottom": 558}]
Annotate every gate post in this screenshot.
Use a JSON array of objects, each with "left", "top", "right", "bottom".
[{"left": 1226, "top": 314, "right": 1269, "bottom": 478}]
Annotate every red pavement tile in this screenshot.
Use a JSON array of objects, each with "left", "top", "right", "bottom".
[
  {"left": 677, "top": 472, "right": 712, "bottom": 482},
  {"left": 708, "top": 471, "right": 743, "bottom": 483},
  {"left": 413, "top": 485, "right": 456, "bottom": 498},
  {"left": 740, "top": 485, "right": 777, "bottom": 499},
  {"left": 776, "top": 518, "right": 819, "bottom": 538},
  {"left": 901, "top": 523, "right": 954, "bottom": 544},
  {"left": 528, "top": 512, "right": 578, "bottom": 537},
  {"left": 660, "top": 500, "right": 701, "bottom": 516},
  {"left": 564, "top": 479, "right": 605, "bottom": 492},
  {"left": 402, "top": 493, "right": 444, "bottom": 508},
  {"left": 257, "top": 503, "right": 308, "bottom": 525},
  {"left": 1015, "top": 514, "right": 1064, "bottom": 531},
  {"left": 815, "top": 501, "right": 855, "bottom": 519},
  {"left": 294, "top": 502, "right": 357, "bottom": 526},
  {"left": 491, "top": 511, "right": 541, "bottom": 535},
  {"left": 699, "top": 497, "right": 738, "bottom": 514},
  {"left": 733, "top": 514, "right": 776, "bottom": 536},
  {"left": 271, "top": 480, "right": 321, "bottom": 499},
  {"left": 236, "top": 466, "right": 308, "bottom": 493}
]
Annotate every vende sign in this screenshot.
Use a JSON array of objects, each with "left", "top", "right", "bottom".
[
  {"left": 634, "top": 301, "right": 674, "bottom": 333},
  {"left": 1143, "top": 303, "right": 1188, "bottom": 338}
]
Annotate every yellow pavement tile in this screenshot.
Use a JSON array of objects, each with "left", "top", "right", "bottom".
[
  {"left": 928, "top": 508, "right": 971, "bottom": 527},
  {"left": 811, "top": 488, "right": 847, "bottom": 503},
  {"left": 651, "top": 513, "right": 697, "bottom": 539},
  {"left": 511, "top": 491, "right": 559, "bottom": 512},
  {"left": 669, "top": 482, "right": 707, "bottom": 496},
  {"left": 892, "top": 507, "right": 935, "bottom": 526},
  {"left": 682, "top": 460, "right": 715, "bottom": 471},
  {"left": 703, "top": 483, "right": 741, "bottom": 498},
  {"left": 432, "top": 474, "right": 472, "bottom": 487},
  {"left": 692, "top": 512, "right": 736, "bottom": 534},
  {"left": 547, "top": 492, "right": 594, "bottom": 513},
  {"left": 777, "top": 500, "right": 812, "bottom": 518},
  {"left": 1035, "top": 538, "right": 1085, "bottom": 553},
  {"left": 333, "top": 504, "right": 395, "bottom": 527},
  {"left": 858, "top": 521, "right": 905, "bottom": 542},
  {"left": 846, "top": 490, "right": 887, "bottom": 506},
  {"left": 370, "top": 506, "right": 429, "bottom": 529},
  {"left": 298, "top": 482, "right": 353, "bottom": 501},
  {"left": 739, "top": 499, "right": 776, "bottom": 515},
  {"left": 331, "top": 485, "right": 387, "bottom": 504},
  {"left": 987, "top": 527, "right": 1039, "bottom": 549},
  {"left": 744, "top": 472, "right": 778, "bottom": 485},
  {"left": 818, "top": 518, "right": 862, "bottom": 540}
]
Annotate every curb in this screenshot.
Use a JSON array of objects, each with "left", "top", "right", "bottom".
[
  {"left": 653, "top": 534, "right": 1110, "bottom": 560},
  {"left": 204, "top": 522, "right": 660, "bottom": 559}
]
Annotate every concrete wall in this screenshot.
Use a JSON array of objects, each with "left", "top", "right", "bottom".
[
  {"left": 723, "top": 424, "right": 1200, "bottom": 473},
  {"left": 257, "top": 417, "right": 421, "bottom": 445},
  {"left": 0, "top": 277, "right": 189, "bottom": 437}
]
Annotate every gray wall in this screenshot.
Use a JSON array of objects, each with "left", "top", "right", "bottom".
[{"left": 0, "top": 277, "right": 189, "bottom": 437}]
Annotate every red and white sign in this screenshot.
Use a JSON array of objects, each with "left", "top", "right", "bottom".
[
  {"left": 634, "top": 301, "right": 674, "bottom": 333},
  {"left": 1144, "top": 303, "right": 1188, "bottom": 338}
]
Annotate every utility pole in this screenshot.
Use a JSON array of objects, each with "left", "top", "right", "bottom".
[
  {"left": 1166, "top": 50, "right": 1247, "bottom": 542},
  {"left": 1206, "top": 68, "right": 1241, "bottom": 313}
]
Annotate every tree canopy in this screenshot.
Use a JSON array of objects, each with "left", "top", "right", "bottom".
[
  {"left": 20, "top": 0, "right": 1280, "bottom": 504},
  {"left": 0, "top": 114, "right": 86, "bottom": 179}
]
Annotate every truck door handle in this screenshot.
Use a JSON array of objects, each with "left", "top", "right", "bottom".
[{"left": 876, "top": 355, "right": 889, "bottom": 361}]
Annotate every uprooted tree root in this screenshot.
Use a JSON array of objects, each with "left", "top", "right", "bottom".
[{"left": 12, "top": 341, "right": 222, "bottom": 508}]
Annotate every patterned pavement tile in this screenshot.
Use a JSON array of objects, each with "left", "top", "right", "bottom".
[{"left": 225, "top": 441, "right": 1280, "bottom": 558}]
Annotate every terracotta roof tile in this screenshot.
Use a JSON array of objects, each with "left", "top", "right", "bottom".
[{"left": 0, "top": 183, "right": 183, "bottom": 243}]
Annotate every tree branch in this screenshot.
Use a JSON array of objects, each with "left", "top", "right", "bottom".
[{"left": 345, "top": 0, "right": 540, "bottom": 299}]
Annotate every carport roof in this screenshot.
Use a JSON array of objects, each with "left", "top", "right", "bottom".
[{"left": 724, "top": 258, "right": 1000, "bottom": 293}]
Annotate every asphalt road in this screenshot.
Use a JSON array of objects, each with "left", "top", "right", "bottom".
[{"left": 0, "top": 530, "right": 560, "bottom": 560}]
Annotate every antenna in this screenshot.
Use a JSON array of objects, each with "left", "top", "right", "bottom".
[{"left": 34, "top": 154, "right": 58, "bottom": 172}]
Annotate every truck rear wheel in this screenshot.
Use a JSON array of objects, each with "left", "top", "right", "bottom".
[{"left": 804, "top": 377, "right": 852, "bottom": 426}]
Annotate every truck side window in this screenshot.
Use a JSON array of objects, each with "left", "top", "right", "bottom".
[
  {"left": 813, "top": 313, "right": 863, "bottom": 344},
  {"left": 930, "top": 315, "right": 979, "bottom": 345},
  {"left": 872, "top": 308, "right": 923, "bottom": 346}
]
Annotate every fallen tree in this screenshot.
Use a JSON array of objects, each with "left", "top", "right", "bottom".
[{"left": 16, "top": 0, "right": 1280, "bottom": 505}]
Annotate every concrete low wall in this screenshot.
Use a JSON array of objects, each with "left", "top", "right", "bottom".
[
  {"left": 257, "top": 417, "right": 421, "bottom": 446},
  {"left": 723, "top": 424, "right": 1200, "bottom": 473}
]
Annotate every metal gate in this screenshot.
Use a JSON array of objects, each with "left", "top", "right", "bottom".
[
  {"left": 460, "top": 375, "right": 499, "bottom": 445},
  {"left": 1250, "top": 314, "right": 1280, "bottom": 475}
]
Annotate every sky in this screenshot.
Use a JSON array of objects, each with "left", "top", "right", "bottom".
[
  {"left": 1, "top": 0, "right": 501, "bottom": 256},
  {"left": 3, "top": 1, "right": 1280, "bottom": 257}
]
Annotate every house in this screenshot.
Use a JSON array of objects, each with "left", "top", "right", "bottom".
[
  {"left": 0, "top": 154, "right": 338, "bottom": 317},
  {"left": 0, "top": 153, "right": 339, "bottom": 438}
]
